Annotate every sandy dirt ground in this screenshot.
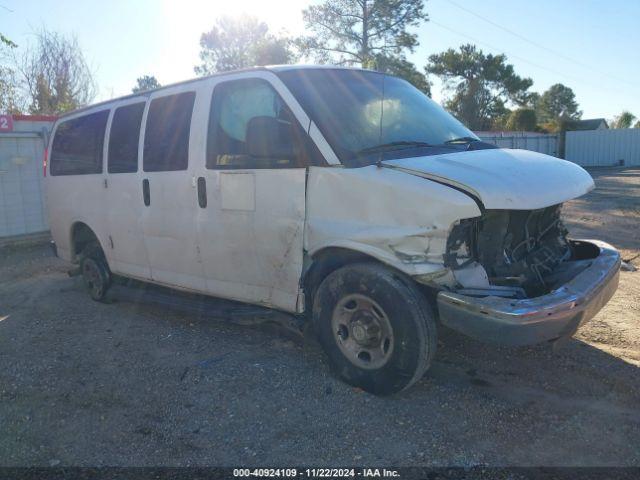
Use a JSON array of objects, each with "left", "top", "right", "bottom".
[
  {"left": 0, "top": 168, "right": 638, "bottom": 467},
  {"left": 562, "top": 168, "right": 640, "bottom": 368}
]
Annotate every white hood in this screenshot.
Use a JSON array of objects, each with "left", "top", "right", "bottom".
[{"left": 384, "top": 148, "right": 594, "bottom": 210}]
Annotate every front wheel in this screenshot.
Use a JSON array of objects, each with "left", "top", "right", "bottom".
[{"left": 313, "top": 262, "right": 437, "bottom": 395}]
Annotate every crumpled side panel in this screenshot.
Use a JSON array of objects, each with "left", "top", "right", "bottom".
[{"left": 305, "top": 165, "right": 482, "bottom": 278}]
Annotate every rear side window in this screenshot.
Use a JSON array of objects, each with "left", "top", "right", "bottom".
[
  {"left": 108, "top": 102, "right": 145, "bottom": 173},
  {"left": 143, "top": 92, "right": 195, "bottom": 172},
  {"left": 50, "top": 110, "right": 109, "bottom": 176}
]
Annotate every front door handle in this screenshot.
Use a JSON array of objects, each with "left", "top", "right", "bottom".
[
  {"left": 197, "top": 176, "right": 207, "bottom": 208},
  {"left": 142, "top": 178, "right": 150, "bottom": 206}
]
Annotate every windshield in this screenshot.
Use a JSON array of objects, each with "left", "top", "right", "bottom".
[{"left": 277, "top": 68, "right": 479, "bottom": 166}]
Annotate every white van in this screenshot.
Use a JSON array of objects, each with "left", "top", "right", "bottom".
[{"left": 45, "top": 66, "right": 620, "bottom": 394}]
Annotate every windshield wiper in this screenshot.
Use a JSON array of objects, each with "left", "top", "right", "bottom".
[
  {"left": 357, "top": 141, "right": 434, "bottom": 155},
  {"left": 443, "top": 136, "right": 480, "bottom": 145}
]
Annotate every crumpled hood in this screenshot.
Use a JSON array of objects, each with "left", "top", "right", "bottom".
[{"left": 384, "top": 148, "right": 595, "bottom": 210}]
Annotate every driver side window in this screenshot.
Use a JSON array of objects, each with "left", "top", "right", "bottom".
[{"left": 206, "top": 78, "right": 309, "bottom": 169}]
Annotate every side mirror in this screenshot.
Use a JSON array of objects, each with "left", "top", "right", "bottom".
[{"left": 246, "top": 116, "right": 298, "bottom": 159}]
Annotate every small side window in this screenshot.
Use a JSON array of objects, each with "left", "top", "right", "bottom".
[
  {"left": 108, "top": 102, "right": 145, "bottom": 173},
  {"left": 50, "top": 110, "right": 109, "bottom": 176},
  {"left": 143, "top": 92, "right": 195, "bottom": 172},
  {"left": 207, "top": 78, "right": 311, "bottom": 169}
]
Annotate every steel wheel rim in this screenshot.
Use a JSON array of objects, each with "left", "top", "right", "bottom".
[
  {"left": 82, "top": 258, "right": 104, "bottom": 298},
  {"left": 331, "top": 293, "right": 394, "bottom": 370}
]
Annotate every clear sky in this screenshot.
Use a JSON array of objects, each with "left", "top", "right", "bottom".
[{"left": 3, "top": 0, "right": 639, "bottom": 120}]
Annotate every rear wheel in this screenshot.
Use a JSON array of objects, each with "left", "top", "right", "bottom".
[
  {"left": 313, "top": 262, "right": 437, "bottom": 395},
  {"left": 80, "top": 242, "right": 111, "bottom": 301}
]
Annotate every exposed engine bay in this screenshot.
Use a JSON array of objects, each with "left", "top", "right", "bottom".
[{"left": 445, "top": 204, "right": 597, "bottom": 299}]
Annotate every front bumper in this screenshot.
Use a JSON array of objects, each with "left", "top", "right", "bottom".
[{"left": 437, "top": 240, "right": 621, "bottom": 346}]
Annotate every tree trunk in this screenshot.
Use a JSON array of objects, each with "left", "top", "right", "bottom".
[{"left": 361, "top": 1, "right": 369, "bottom": 67}]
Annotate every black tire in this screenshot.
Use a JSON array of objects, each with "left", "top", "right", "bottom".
[
  {"left": 80, "top": 242, "right": 111, "bottom": 301},
  {"left": 313, "top": 262, "right": 437, "bottom": 395}
]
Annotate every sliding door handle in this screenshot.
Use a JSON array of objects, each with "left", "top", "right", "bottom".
[
  {"left": 197, "top": 176, "right": 207, "bottom": 208},
  {"left": 142, "top": 178, "right": 150, "bottom": 206}
]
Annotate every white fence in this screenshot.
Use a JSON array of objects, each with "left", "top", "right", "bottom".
[
  {"left": 475, "top": 132, "right": 558, "bottom": 157},
  {"left": 0, "top": 116, "right": 53, "bottom": 238},
  {"left": 565, "top": 128, "right": 640, "bottom": 167}
]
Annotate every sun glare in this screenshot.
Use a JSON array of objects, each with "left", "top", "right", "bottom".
[
  {"left": 162, "top": 0, "right": 306, "bottom": 36},
  {"left": 148, "top": 0, "right": 306, "bottom": 90}
]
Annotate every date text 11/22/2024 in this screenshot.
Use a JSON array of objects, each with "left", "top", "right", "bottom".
[{"left": 233, "top": 468, "right": 400, "bottom": 478}]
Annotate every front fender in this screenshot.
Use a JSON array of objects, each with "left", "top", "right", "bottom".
[{"left": 305, "top": 165, "right": 482, "bottom": 282}]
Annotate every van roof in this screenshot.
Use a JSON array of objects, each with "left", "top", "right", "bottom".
[{"left": 57, "top": 64, "right": 375, "bottom": 120}]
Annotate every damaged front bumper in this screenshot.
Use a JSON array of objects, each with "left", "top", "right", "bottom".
[{"left": 436, "top": 240, "right": 621, "bottom": 346}]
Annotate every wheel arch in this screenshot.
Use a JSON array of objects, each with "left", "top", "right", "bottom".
[
  {"left": 303, "top": 245, "right": 420, "bottom": 314},
  {"left": 69, "top": 221, "right": 106, "bottom": 263}
]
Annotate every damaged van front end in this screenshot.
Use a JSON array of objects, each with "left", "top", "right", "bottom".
[
  {"left": 307, "top": 147, "right": 620, "bottom": 347},
  {"left": 390, "top": 149, "right": 621, "bottom": 346},
  {"left": 437, "top": 211, "right": 620, "bottom": 345}
]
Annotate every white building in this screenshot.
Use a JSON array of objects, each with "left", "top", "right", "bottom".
[{"left": 0, "top": 114, "right": 56, "bottom": 238}]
